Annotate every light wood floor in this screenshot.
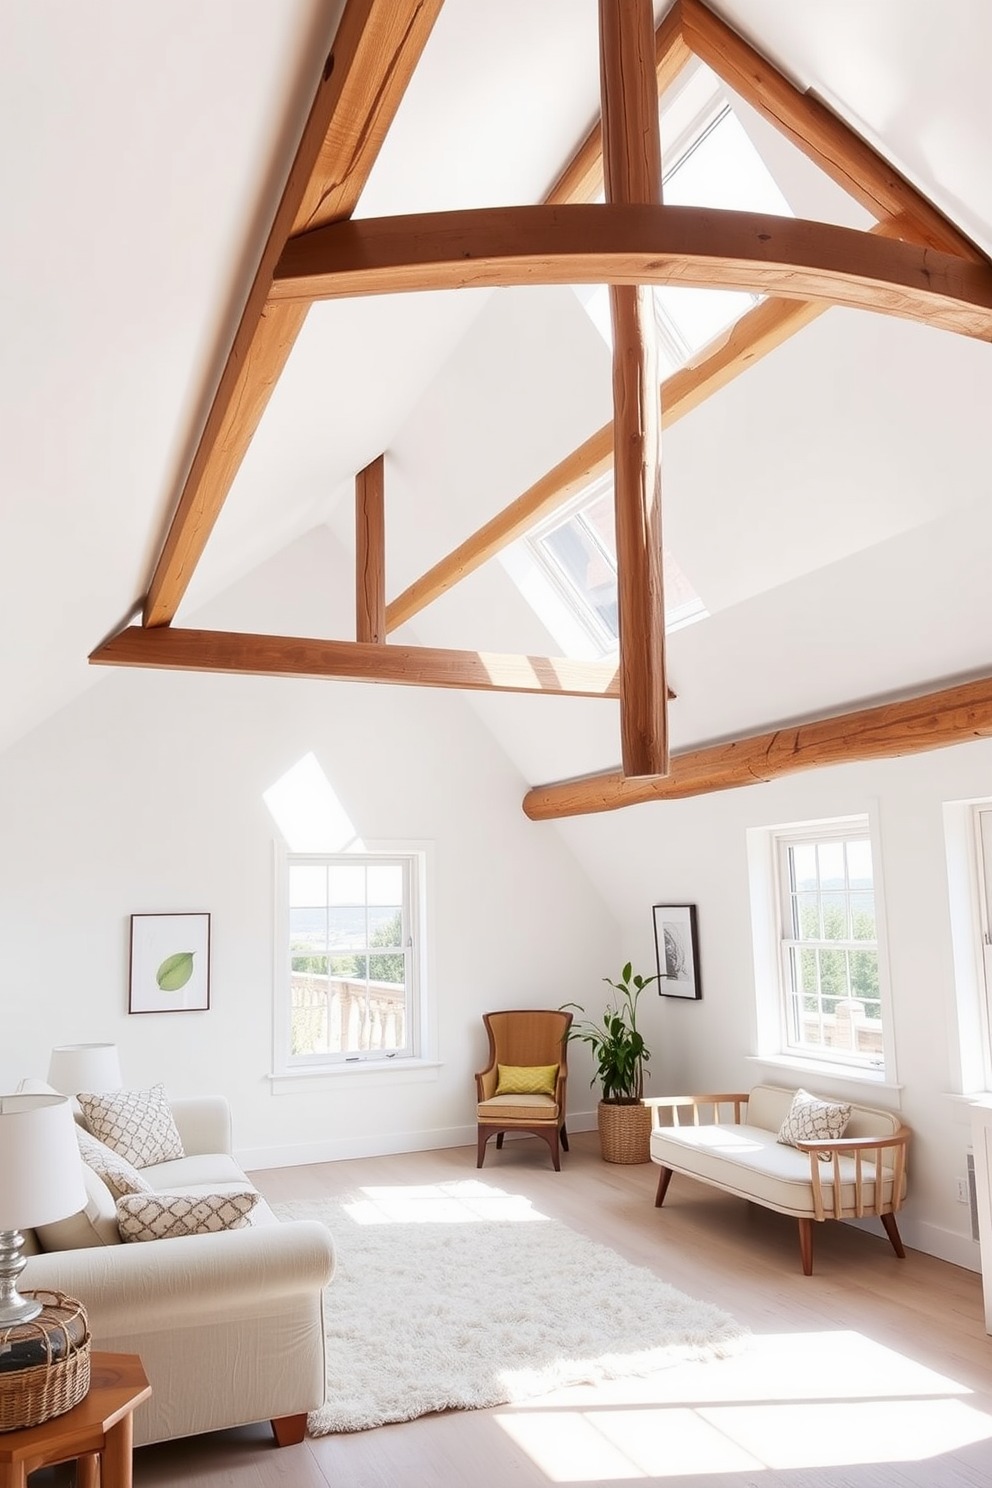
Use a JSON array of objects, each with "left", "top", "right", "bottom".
[{"left": 37, "top": 1133, "right": 992, "bottom": 1486}]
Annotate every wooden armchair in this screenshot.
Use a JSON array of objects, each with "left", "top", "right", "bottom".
[{"left": 476, "top": 1009, "right": 571, "bottom": 1171}]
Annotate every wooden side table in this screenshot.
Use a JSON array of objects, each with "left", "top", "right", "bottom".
[{"left": 0, "top": 1352, "right": 151, "bottom": 1488}]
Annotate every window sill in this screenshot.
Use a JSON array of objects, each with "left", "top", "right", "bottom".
[
  {"left": 267, "top": 1059, "right": 441, "bottom": 1096},
  {"left": 746, "top": 1053, "right": 902, "bottom": 1102}
]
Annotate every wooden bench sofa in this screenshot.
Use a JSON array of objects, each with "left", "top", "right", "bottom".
[{"left": 644, "top": 1084, "right": 910, "bottom": 1275}]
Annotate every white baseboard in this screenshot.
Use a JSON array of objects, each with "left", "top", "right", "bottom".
[
  {"left": 239, "top": 1108, "right": 600, "bottom": 1171},
  {"left": 842, "top": 1213, "right": 980, "bottom": 1272},
  {"left": 899, "top": 1217, "right": 981, "bottom": 1273}
]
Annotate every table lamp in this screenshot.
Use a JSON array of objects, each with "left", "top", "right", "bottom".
[
  {"left": 0, "top": 1094, "right": 88, "bottom": 1324},
  {"left": 48, "top": 1043, "right": 122, "bottom": 1096}
]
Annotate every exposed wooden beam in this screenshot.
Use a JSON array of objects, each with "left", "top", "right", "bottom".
[
  {"left": 599, "top": 0, "right": 668, "bottom": 778},
  {"left": 142, "top": 0, "right": 444, "bottom": 629},
  {"left": 384, "top": 294, "right": 824, "bottom": 632},
  {"left": 545, "top": 3, "right": 691, "bottom": 207},
  {"left": 522, "top": 673, "right": 992, "bottom": 819},
  {"left": 385, "top": 0, "right": 982, "bottom": 638},
  {"left": 90, "top": 627, "right": 621, "bottom": 700},
  {"left": 386, "top": 424, "right": 615, "bottom": 631},
  {"left": 678, "top": 0, "right": 985, "bottom": 263},
  {"left": 270, "top": 205, "right": 992, "bottom": 340},
  {"left": 355, "top": 454, "right": 386, "bottom": 644}
]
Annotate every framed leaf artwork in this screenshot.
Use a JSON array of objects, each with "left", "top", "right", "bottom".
[{"left": 129, "top": 912, "right": 211, "bottom": 1014}]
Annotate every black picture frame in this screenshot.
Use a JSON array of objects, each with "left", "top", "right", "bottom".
[{"left": 652, "top": 903, "right": 701, "bottom": 999}]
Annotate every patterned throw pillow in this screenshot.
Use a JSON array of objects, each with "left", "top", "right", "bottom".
[
  {"left": 76, "top": 1126, "right": 155, "bottom": 1201},
  {"left": 116, "top": 1190, "right": 259, "bottom": 1242},
  {"left": 77, "top": 1083, "right": 185, "bottom": 1169},
  {"left": 495, "top": 1064, "right": 559, "bottom": 1097},
  {"left": 777, "top": 1088, "right": 852, "bottom": 1161}
]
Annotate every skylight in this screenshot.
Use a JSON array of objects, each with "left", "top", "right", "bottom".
[
  {"left": 521, "top": 474, "right": 706, "bottom": 658},
  {"left": 576, "top": 60, "right": 795, "bottom": 373}
]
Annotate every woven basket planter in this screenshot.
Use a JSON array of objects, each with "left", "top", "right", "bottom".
[{"left": 597, "top": 1099, "right": 652, "bottom": 1164}]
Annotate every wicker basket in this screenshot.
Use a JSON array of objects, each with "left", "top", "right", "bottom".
[
  {"left": 0, "top": 1291, "right": 90, "bottom": 1432},
  {"left": 597, "top": 1099, "right": 652, "bottom": 1164}
]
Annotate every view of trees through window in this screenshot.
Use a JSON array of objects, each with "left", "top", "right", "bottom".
[
  {"left": 780, "top": 831, "right": 882, "bottom": 1064},
  {"left": 288, "top": 859, "right": 410, "bottom": 1061}
]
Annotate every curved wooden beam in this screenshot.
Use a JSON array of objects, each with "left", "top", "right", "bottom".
[
  {"left": 522, "top": 673, "right": 992, "bottom": 819},
  {"left": 271, "top": 205, "right": 992, "bottom": 340}
]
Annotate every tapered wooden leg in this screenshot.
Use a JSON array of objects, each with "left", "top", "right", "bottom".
[
  {"left": 541, "top": 1126, "right": 561, "bottom": 1171},
  {"left": 880, "top": 1211, "right": 906, "bottom": 1258},
  {"left": 75, "top": 1457, "right": 99, "bottom": 1488},
  {"left": 560, "top": 1122, "right": 569, "bottom": 1152},
  {"left": 654, "top": 1166, "right": 673, "bottom": 1207},
  {"left": 477, "top": 1128, "right": 492, "bottom": 1168},
  {"left": 798, "top": 1217, "right": 814, "bottom": 1275},
  {"left": 496, "top": 1132, "right": 504, "bottom": 1149},
  {"left": 271, "top": 1414, "right": 307, "bottom": 1447}
]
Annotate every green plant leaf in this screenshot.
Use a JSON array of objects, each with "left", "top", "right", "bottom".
[{"left": 156, "top": 951, "right": 194, "bottom": 991}]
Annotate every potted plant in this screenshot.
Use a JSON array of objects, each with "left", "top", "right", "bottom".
[{"left": 564, "top": 962, "right": 659, "bottom": 1163}]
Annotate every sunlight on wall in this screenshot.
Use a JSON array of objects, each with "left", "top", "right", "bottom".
[
  {"left": 342, "top": 1180, "right": 550, "bottom": 1226},
  {"left": 262, "top": 751, "right": 364, "bottom": 852},
  {"left": 496, "top": 1329, "right": 992, "bottom": 1479}
]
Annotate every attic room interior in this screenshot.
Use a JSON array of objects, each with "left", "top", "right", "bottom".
[{"left": 5, "top": 0, "right": 992, "bottom": 1483}]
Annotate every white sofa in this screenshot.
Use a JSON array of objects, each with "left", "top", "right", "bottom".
[
  {"left": 644, "top": 1084, "right": 910, "bottom": 1275},
  {"left": 22, "top": 1094, "right": 335, "bottom": 1448}
]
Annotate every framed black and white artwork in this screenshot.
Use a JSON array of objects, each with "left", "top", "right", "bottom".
[{"left": 652, "top": 903, "right": 701, "bottom": 1000}]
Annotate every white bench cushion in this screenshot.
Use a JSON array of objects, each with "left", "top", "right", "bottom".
[{"left": 650, "top": 1121, "right": 903, "bottom": 1219}]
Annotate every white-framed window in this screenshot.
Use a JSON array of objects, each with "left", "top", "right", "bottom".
[
  {"left": 525, "top": 473, "right": 707, "bottom": 657},
  {"left": 748, "top": 814, "right": 894, "bottom": 1082},
  {"left": 970, "top": 806, "right": 992, "bottom": 1087},
  {"left": 775, "top": 824, "right": 883, "bottom": 1070},
  {"left": 276, "top": 850, "right": 426, "bottom": 1069}
]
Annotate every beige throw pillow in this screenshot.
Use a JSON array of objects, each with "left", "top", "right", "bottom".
[
  {"left": 76, "top": 1126, "right": 155, "bottom": 1200},
  {"left": 777, "top": 1087, "right": 852, "bottom": 1160},
  {"left": 78, "top": 1083, "right": 185, "bottom": 1169},
  {"left": 116, "top": 1190, "right": 258, "bottom": 1242}
]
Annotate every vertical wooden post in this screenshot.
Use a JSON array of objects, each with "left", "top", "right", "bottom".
[
  {"left": 356, "top": 454, "right": 386, "bottom": 644},
  {"left": 599, "top": 0, "right": 669, "bottom": 777}
]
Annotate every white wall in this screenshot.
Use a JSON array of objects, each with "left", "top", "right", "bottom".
[
  {"left": 0, "top": 525, "right": 616, "bottom": 1164},
  {"left": 553, "top": 738, "right": 992, "bottom": 1271},
  {"left": 4, "top": 514, "right": 991, "bottom": 1273}
]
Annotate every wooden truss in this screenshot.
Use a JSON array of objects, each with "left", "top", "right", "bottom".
[{"left": 90, "top": 0, "right": 992, "bottom": 816}]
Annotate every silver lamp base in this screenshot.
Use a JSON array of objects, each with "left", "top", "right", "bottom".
[{"left": 0, "top": 1229, "right": 43, "bottom": 1325}]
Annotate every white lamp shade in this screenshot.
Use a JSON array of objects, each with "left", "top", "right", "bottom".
[
  {"left": 0, "top": 1094, "right": 87, "bottom": 1230},
  {"left": 48, "top": 1042, "right": 122, "bottom": 1095}
]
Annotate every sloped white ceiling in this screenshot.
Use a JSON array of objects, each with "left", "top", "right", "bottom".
[{"left": 3, "top": 0, "right": 992, "bottom": 789}]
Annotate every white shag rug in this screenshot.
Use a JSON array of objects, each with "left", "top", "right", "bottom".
[{"left": 274, "top": 1182, "right": 749, "bottom": 1434}]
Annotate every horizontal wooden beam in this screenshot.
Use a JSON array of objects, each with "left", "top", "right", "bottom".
[
  {"left": 678, "top": 0, "right": 985, "bottom": 262},
  {"left": 272, "top": 205, "right": 992, "bottom": 340},
  {"left": 142, "top": 0, "right": 443, "bottom": 628},
  {"left": 522, "top": 672, "right": 992, "bottom": 819},
  {"left": 90, "top": 626, "right": 621, "bottom": 700}
]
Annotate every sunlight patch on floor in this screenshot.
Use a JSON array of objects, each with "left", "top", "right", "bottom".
[
  {"left": 342, "top": 1179, "right": 551, "bottom": 1225},
  {"left": 500, "top": 1406, "right": 764, "bottom": 1480},
  {"left": 495, "top": 1330, "right": 992, "bottom": 1480}
]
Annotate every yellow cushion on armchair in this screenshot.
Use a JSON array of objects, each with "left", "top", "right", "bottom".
[{"left": 495, "top": 1064, "right": 559, "bottom": 1097}]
